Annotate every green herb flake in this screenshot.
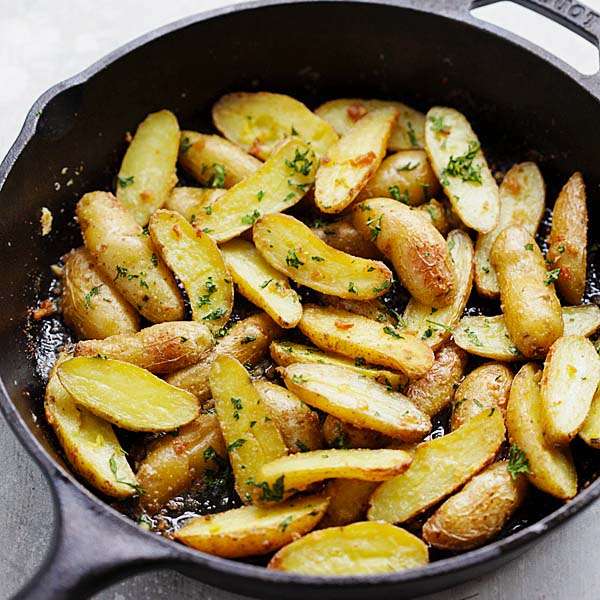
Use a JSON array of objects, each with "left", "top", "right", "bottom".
[
  {"left": 397, "top": 161, "right": 419, "bottom": 172},
  {"left": 181, "top": 136, "right": 192, "bottom": 154},
  {"left": 388, "top": 185, "right": 410, "bottom": 204},
  {"left": 507, "top": 444, "right": 530, "bottom": 479},
  {"left": 241, "top": 336, "right": 256, "bottom": 344},
  {"left": 558, "top": 244, "right": 566, "bottom": 253},
  {"left": 84, "top": 285, "right": 103, "bottom": 310},
  {"left": 109, "top": 453, "right": 145, "bottom": 495},
  {"left": 407, "top": 121, "right": 418, "bottom": 146},
  {"left": 227, "top": 438, "right": 246, "bottom": 451},
  {"left": 202, "top": 307, "right": 227, "bottom": 321},
  {"left": 295, "top": 439, "right": 310, "bottom": 452},
  {"left": 524, "top": 243, "right": 534, "bottom": 251},
  {"left": 348, "top": 281, "right": 358, "bottom": 294},
  {"left": 383, "top": 326, "right": 404, "bottom": 339},
  {"left": 311, "top": 256, "right": 325, "bottom": 262},
  {"left": 257, "top": 190, "right": 265, "bottom": 201},
  {"left": 151, "top": 253, "right": 158, "bottom": 267},
  {"left": 279, "top": 516, "right": 293, "bottom": 532},
  {"left": 545, "top": 267, "right": 561, "bottom": 286},
  {"left": 241, "top": 209, "right": 261, "bottom": 225},
  {"left": 117, "top": 175, "right": 135, "bottom": 188},
  {"left": 428, "top": 115, "right": 450, "bottom": 134},
  {"left": 247, "top": 475, "right": 286, "bottom": 502},
  {"left": 260, "top": 278, "right": 273, "bottom": 289},
  {"left": 292, "top": 374, "right": 307, "bottom": 384},
  {"left": 286, "top": 249, "right": 305, "bottom": 269},
  {"left": 208, "top": 164, "right": 226, "bottom": 188},
  {"left": 440, "top": 141, "right": 482, "bottom": 186},
  {"left": 285, "top": 148, "right": 313, "bottom": 176},
  {"left": 366, "top": 215, "right": 383, "bottom": 242},
  {"left": 464, "top": 327, "right": 483, "bottom": 347}
]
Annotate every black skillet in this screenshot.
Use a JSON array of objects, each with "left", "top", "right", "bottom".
[{"left": 3, "top": 0, "right": 600, "bottom": 598}]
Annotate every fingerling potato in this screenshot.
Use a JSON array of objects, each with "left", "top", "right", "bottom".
[
  {"left": 310, "top": 217, "right": 382, "bottom": 259},
  {"left": 319, "top": 479, "right": 380, "bottom": 528},
  {"left": 165, "top": 187, "right": 226, "bottom": 223},
  {"left": 318, "top": 294, "right": 395, "bottom": 325},
  {"left": 579, "top": 385, "right": 600, "bottom": 448},
  {"left": 322, "top": 415, "right": 394, "bottom": 450}
]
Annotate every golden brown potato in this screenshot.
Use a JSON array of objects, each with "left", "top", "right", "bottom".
[
  {"left": 547, "top": 172, "right": 587, "bottom": 304},
  {"left": 357, "top": 149, "right": 441, "bottom": 206},
  {"left": 61, "top": 247, "right": 140, "bottom": 340},
  {"left": 254, "top": 380, "right": 323, "bottom": 453},
  {"left": 165, "top": 313, "right": 282, "bottom": 401},
  {"left": 311, "top": 217, "right": 382, "bottom": 259},
  {"left": 491, "top": 226, "right": 563, "bottom": 358},
  {"left": 580, "top": 384, "right": 600, "bottom": 448},
  {"left": 77, "top": 191, "right": 185, "bottom": 323},
  {"left": 405, "top": 342, "right": 468, "bottom": 416},
  {"left": 164, "top": 187, "right": 226, "bottom": 223},
  {"left": 318, "top": 294, "right": 395, "bottom": 325},
  {"left": 319, "top": 479, "right": 379, "bottom": 528},
  {"left": 422, "top": 461, "right": 527, "bottom": 551},
  {"left": 178, "top": 131, "right": 261, "bottom": 188},
  {"left": 137, "top": 413, "right": 226, "bottom": 513},
  {"left": 417, "top": 198, "right": 450, "bottom": 236},
  {"left": 353, "top": 198, "right": 455, "bottom": 307},
  {"left": 268, "top": 522, "right": 428, "bottom": 574},
  {"left": 75, "top": 321, "right": 214, "bottom": 374},
  {"left": 450, "top": 362, "right": 513, "bottom": 430},
  {"left": 322, "top": 415, "right": 393, "bottom": 450}
]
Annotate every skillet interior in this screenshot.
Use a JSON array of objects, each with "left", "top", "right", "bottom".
[{"left": 3, "top": 1, "right": 600, "bottom": 598}]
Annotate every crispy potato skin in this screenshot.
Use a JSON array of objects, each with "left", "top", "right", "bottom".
[
  {"left": 422, "top": 462, "right": 527, "bottom": 551},
  {"left": 137, "top": 413, "right": 226, "bottom": 513},
  {"left": 547, "top": 172, "right": 587, "bottom": 304},
  {"left": 491, "top": 226, "right": 563, "bottom": 358},
  {"left": 165, "top": 313, "right": 283, "bottom": 401},
  {"left": 77, "top": 191, "right": 185, "bottom": 323},
  {"left": 311, "top": 217, "right": 382, "bottom": 259},
  {"left": 75, "top": 321, "right": 214, "bottom": 374},
  {"left": 61, "top": 247, "right": 140, "bottom": 340},
  {"left": 322, "top": 414, "right": 394, "bottom": 449},
  {"left": 353, "top": 198, "right": 455, "bottom": 307},
  {"left": 357, "top": 149, "right": 441, "bottom": 206},
  {"left": 450, "top": 362, "right": 513, "bottom": 430},
  {"left": 406, "top": 342, "right": 468, "bottom": 416}
]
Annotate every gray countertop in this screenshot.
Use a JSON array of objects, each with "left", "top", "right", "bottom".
[{"left": 2, "top": 1, "right": 600, "bottom": 598}]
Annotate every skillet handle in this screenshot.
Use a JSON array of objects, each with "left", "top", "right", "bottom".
[{"left": 13, "top": 470, "right": 180, "bottom": 600}]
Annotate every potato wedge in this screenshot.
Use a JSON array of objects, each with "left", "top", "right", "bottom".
[
  {"left": 270, "top": 340, "right": 408, "bottom": 391},
  {"left": 319, "top": 480, "right": 380, "bottom": 528},
  {"left": 57, "top": 357, "right": 199, "bottom": 431},
  {"left": 368, "top": 410, "right": 505, "bottom": 523},
  {"left": 491, "top": 226, "right": 563, "bottom": 358},
  {"left": 453, "top": 305, "right": 600, "bottom": 361},
  {"left": 299, "top": 305, "right": 434, "bottom": 378},
  {"left": 148, "top": 209, "right": 233, "bottom": 327},
  {"left": 506, "top": 363, "right": 577, "bottom": 499},
  {"left": 422, "top": 461, "right": 527, "bottom": 551},
  {"left": 116, "top": 109, "right": 179, "bottom": 226},
  {"left": 268, "top": 521, "right": 428, "bottom": 574},
  {"left": 174, "top": 494, "right": 329, "bottom": 558},
  {"left": 310, "top": 217, "right": 381, "bottom": 259},
  {"left": 357, "top": 149, "right": 441, "bottom": 206},
  {"left": 61, "top": 247, "right": 140, "bottom": 340},
  {"left": 579, "top": 385, "right": 600, "bottom": 448},
  {"left": 322, "top": 415, "right": 393, "bottom": 450},
  {"left": 315, "top": 107, "right": 398, "bottom": 213},
  {"left": 402, "top": 229, "right": 474, "bottom": 348},
  {"left": 540, "top": 335, "right": 600, "bottom": 445},
  {"left": 450, "top": 363, "right": 513, "bottom": 430},
  {"left": 417, "top": 198, "right": 450, "bottom": 236},
  {"left": 220, "top": 239, "right": 302, "bottom": 328},
  {"left": 212, "top": 92, "right": 338, "bottom": 159},
  {"left": 253, "top": 213, "right": 393, "bottom": 300},
  {"left": 405, "top": 342, "right": 468, "bottom": 416},
  {"left": 474, "top": 162, "right": 545, "bottom": 298},
  {"left": 165, "top": 187, "right": 226, "bottom": 223},
  {"left": 260, "top": 448, "right": 413, "bottom": 493},
  {"left": 353, "top": 198, "right": 455, "bottom": 307},
  {"left": 193, "top": 138, "right": 317, "bottom": 242},
  {"left": 77, "top": 192, "right": 184, "bottom": 323},
  {"left": 425, "top": 106, "right": 499, "bottom": 233},
  {"left": 75, "top": 321, "right": 214, "bottom": 374},
  {"left": 547, "top": 172, "right": 588, "bottom": 304},
  {"left": 137, "top": 413, "right": 226, "bottom": 513},
  {"left": 210, "top": 355, "right": 287, "bottom": 505},
  {"left": 318, "top": 294, "right": 395, "bottom": 325},
  {"left": 254, "top": 380, "right": 323, "bottom": 453},
  {"left": 282, "top": 363, "right": 430, "bottom": 442},
  {"left": 45, "top": 359, "right": 138, "bottom": 498},
  {"left": 179, "top": 131, "right": 261, "bottom": 188},
  {"left": 314, "top": 98, "right": 426, "bottom": 151},
  {"left": 165, "top": 313, "right": 282, "bottom": 401}
]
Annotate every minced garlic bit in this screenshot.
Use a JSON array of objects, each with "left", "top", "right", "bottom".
[{"left": 40, "top": 207, "right": 53, "bottom": 236}]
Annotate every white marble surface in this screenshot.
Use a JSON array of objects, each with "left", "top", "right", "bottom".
[{"left": 2, "top": 1, "right": 600, "bottom": 598}]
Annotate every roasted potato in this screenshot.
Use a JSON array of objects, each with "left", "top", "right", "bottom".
[
  {"left": 165, "top": 187, "right": 226, "bottom": 223},
  {"left": 322, "top": 415, "right": 393, "bottom": 450},
  {"left": 319, "top": 479, "right": 380, "bottom": 528},
  {"left": 417, "top": 198, "right": 450, "bottom": 236},
  {"left": 310, "top": 217, "right": 382, "bottom": 259},
  {"left": 580, "top": 384, "right": 600, "bottom": 448},
  {"left": 318, "top": 294, "right": 395, "bottom": 325}
]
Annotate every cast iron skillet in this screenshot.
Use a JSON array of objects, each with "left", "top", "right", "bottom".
[{"left": 3, "top": 0, "right": 600, "bottom": 598}]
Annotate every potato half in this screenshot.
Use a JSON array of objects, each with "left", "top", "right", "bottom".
[
  {"left": 310, "top": 217, "right": 382, "bottom": 259},
  {"left": 319, "top": 479, "right": 380, "bottom": 528},
  {"left": 165, "top": 187, "right": 226, "bottom": 223}
]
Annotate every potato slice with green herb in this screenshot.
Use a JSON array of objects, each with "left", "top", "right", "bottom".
[
  {"left": 311, "top": 217, "right": 382, "bottom": 259},
  {"left": 540, "top": 335, "right": 600, "bottom": 445},
  {"left": 212, "top": 92, "right": 338, "bottom": 159},
  {"left": 368, "top": 410, "right": 505, "bottom": 523},
  {"left": 474, "top": 162, "right": 545, "bottom": 298},
  {"left": 453, "top": 305, "right": 600, "bottom": 361},
  {"left": 315, "top": 107, "right": 398, "bottom": 213},
  {"left": 57, "top": 357, "right": 199, "bottom": 431},
  {"left": 193, "top": 138, "right": 317, "bottom": 242},
  {"left": 116, "top": 110, "right": 179, "bottom": 226},
  {"left": 319, "top": 480, "right": 380, "bottom": 528},
  {"left": 318, "top": 294, "right": 396, "bottom": 325},
  {"left": 165, "top": 187, "right": 226, "bottom": 223},
  {"left": 579, "top": 385, "right": 600, "bottom": 448},
  {"left": 253, "top": 213, "right": 393, "bottom": 300},
  {"left": 506, "top": 363, "right": 577, "bottom": 499},
  {"left": 403, "top": 229, "right": 473, "bottom": 348},
  {"left": 175, "top": 494, "right": 329, "bottom": 558},
  {"left": 547, "top": 172, "right": 588, "bottom": 304},
  {"left": 149, "top": 209, "right": 233, "bottom": 327},
  {"left": 210, "top": 355, "right": 287, "bottom": 505},
  {"left": 425, "top": 106, "right": 499, "bottom": 233},
  {"left": 299, "top": 305, "right": 434, "bottom": 378},
  {"left": 268, "top": 521, "right": 428, "bottom": 574},
  {"left": 77, "top": 192, "right": 184, "bottom": 323},
  {"left": 220, "top": 239, "right": 302, "bottom": 328},
  {"left": 179, "top": 131, "right": 261, "bottom": 188},
  {"left": 260, "top": 448, "right": 412, "bottom": 494},
  {"left": 61, "top": 247, "right": 140, "bottom": 340},
  {"left": 417, "top": 199, "right": 451, "bottom": 236},
  {"left": 314, "top": 98, "right": 426, "bottom": 151},
  {"left": 269, "top": 340, "right": 408, "bottom": 391},
  {"left": 45, "top": 358, "right": 138, "bottom": 498},
  {"left": 282, "top": 363, "right": 430, "bottom": 442}
]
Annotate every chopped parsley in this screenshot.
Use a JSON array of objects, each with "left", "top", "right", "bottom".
[
  {"left": 557, "top": 244, "right": 565, "bottom": 253},
  {"left": 348, "top": 282, "right": 358, "bottom": 294},
  {"left": 260, "top": 278, "right": 273, "bottom": 289},
  {"left": 311, "top": 255, "right": 324, "bottom": 262},
  {"left": 181, "top": 136, "right": 192, "bottom": 154},
  {"left": 241, "top": 336, "right": 256, "bottom": 344},
  {"left": 292, "top": 374, "right": 307, "bottom": 384},
  {"left": 507, "top": 444, "right": 530, "bottom": 479},
  {"left": 279, "top": 516, "right": 293, "bottom": 532},
  {"left": 524, "top": 243, "right": 534, "bottom": 251},
  {"left": 286, "top": 249, "right": 304, "bottom": 269},
  {"left": 285, "top": 148, "right": 313, "bottom": 176},
  {"left": 464, "top": 327, "right": 483, "bottom": 347},
  {"left": 202, "top": 307, "right": 227, "bottom": 321},
  {"left": 407, "top": 121, "right": 418, "bottom": 146},
  {"left": 227, "top": 438, "right": 246, "bottom": 451},
  {"left": 373, "top": 279, "right": 392, "bottom": 293},
  {"left": 197, "top": 277, "right": 217, "bottom": 308},
  {"left": 545, "top": 267, "right": 561, "bottom": 286},
  {"left": 84, "top": 285, "right": 102, "bottom": 310},
  {"left": 440, "top": 141, "right": 482, "bottom": 186},
  {"left": 207, "top": 163, "right": 226, "bottom": 188},
  {"left": 295, "top": 440, "right": 310, "bottom": 452},
  {"left": 151, "top": 253, "right": 158, "bottom": 267},
  {"left": 396, "top": 161, "right": 419, "bottom": 172},
  {"left": 241, "top": 209, "right": 261, "bottom": 225},
  {"left": 247, "top": 475, "right": 286, "bottom": 502},
  {"left": 117, "top": 175, "right": 135, "bottom": 188},
  {"left": 383, "top": 326, "right": 403, "bottom": 339},
  {"left": 109, "top": 453, "right": 145, "bottom": 495},
  {"left": 257, "top": 190, "right": 265, "bottom": 201},
  {"left": 388, "top": 185, "right": 409, "bottom": 204},
  {"left": 428, "top": 115, "right": 450, "bottom": 134},
  {"left": 366, "top": 215, "right": 383, "bottom": 242}
]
